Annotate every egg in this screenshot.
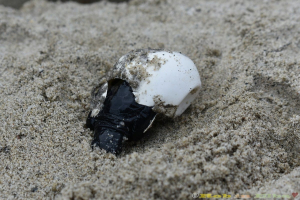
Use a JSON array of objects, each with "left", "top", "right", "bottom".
[
  {"left": 91, "top": 48, "right": 201, "bottom": 117},
  {"left": 87, "top": 48, "right": 201, "bottom": 154}
]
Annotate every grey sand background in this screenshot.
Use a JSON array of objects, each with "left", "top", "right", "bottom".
[{"left": 0, "top": 0, "right": 300, "bottom": 199}]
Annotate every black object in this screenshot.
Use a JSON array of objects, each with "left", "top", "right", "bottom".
[{"left": 86, "top": 79, "right": 156, "bottom": 155}]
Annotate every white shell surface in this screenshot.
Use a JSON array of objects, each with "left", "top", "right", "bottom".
[
  {"left": 91, "top": 49, "right": 201, "bottom": 118},
  {"left": 115, "top": 50, "right": 201, "bottom": 117}
]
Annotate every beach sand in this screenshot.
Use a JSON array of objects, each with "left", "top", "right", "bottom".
[{"left": 0, "top": 0, "right": 300, "bottom": 199}]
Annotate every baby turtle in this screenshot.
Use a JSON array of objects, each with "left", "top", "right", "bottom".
[{"left": 86, "top": 49, "right": 201, "bottom": 154}]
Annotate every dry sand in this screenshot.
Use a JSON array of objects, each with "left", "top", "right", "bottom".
[{"left": 0, "top": 0, "right": 300, "bottom": 199}]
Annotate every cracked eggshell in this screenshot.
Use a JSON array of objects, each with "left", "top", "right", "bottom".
[{"left": 91, "top": 49, "right": 201, "bottom": 118}]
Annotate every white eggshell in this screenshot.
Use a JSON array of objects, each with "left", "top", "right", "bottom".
[
  {"left": 91, "top": 49, "right": 201, "bottom": 118},
  {"left": 130, "top": 51, "right": 201, "bottom": 116}
]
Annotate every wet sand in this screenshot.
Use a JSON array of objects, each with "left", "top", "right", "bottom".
[{"left": 0, "top": 0, "right": 300, "bottom": 199}]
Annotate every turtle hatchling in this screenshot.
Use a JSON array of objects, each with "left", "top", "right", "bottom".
[{"left": 86, "top": 49, "right": 201, "bottom": 155}]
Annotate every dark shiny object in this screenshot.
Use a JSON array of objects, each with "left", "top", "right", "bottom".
[{"left": 86, "top": 79, "right": 156, "bottom": 155}]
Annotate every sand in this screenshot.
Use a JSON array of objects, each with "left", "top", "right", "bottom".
[{"left": 0, "top": 0, "right": 300, "bottom": 199}]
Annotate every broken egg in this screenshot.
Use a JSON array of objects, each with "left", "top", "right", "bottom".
[{"left": 87, "top": 49, "right": 201, "bottom": 154}]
